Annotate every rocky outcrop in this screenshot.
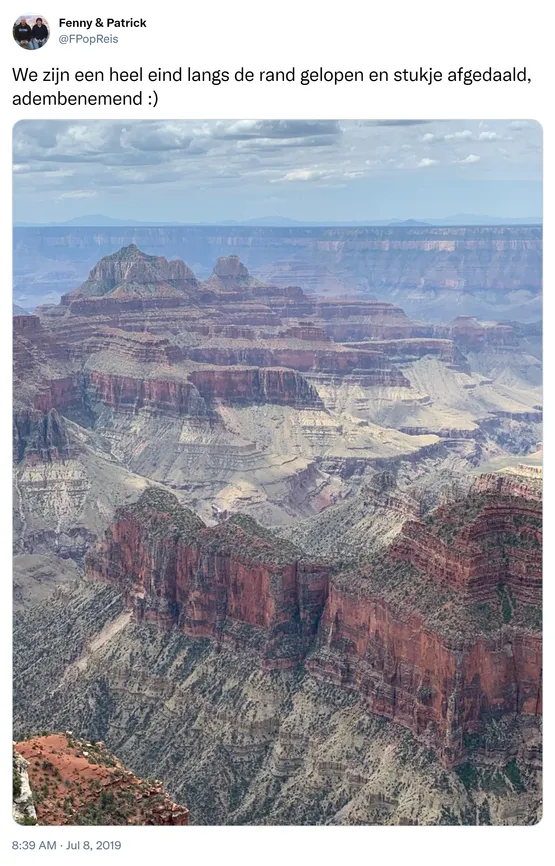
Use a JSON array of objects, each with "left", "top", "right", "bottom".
[
  {"left": 28, "top": 365, "right": 323, "bottom": 418},
  {"left": 33, "top": 378, "right": 80, "bottom": 414},
  {"left": 307, "top": 585, "right": 541, "bottom": 767},
  {"left": 13, "top": 582, "right": 542, "bottom": 825},
  {"left": 391, "top": 491, "right": 542, "bottom": 604},
  {"left": 15, "top": 733, "right": 189, "bottom": 825},
  {"left": 63, "top": 244, "right": 198, "bottom": 302},
  {"left": 12, "top": 750, "right": 37, "bottom": 825},
  {"left": 13, "top": 315, "right": 70, "bottom": 382},
  {"left": 13, "top": 314, "right": 41, "bottom": 334},
  {"left": 86, "top": 484, "right": 542, "bottom": 766},
  {"left": 79, "top": 328, "right": 184, "bottom": 364},
  {"left": 348, "top": 338, "right": 464, "bottom": 366},
  {"left": 13, "top": 408, "right": 72, "bottom": 462},
  {"left": 280, "top": 323, "right": 330, "bottom": 342},
  {"left": 188, "top": 367, "right": 324, "bottom": 407},
  {"left": 473, "top": 472, "right": 542, "bottom": 500},
  {"left": 15, "top": 225, "right": 542, "bottom": 319},
  {"left": 438, "top": 317, "right": 518, "bottom": 349},
  {"left": 83, "top": 371, "right": 208, "bottom": 417},
  {"left": 86, "top": 489, "right": 328, "bottom": 669},
  {"left": 187, "top": 344, "right": 410, "bottom": 383}
]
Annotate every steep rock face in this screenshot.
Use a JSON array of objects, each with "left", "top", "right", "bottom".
[
  {"left": 392, "top": 491, "right": 542, "bottom": 604},
  {"left": 61, "top": 296, "right": 198, "bottom": 317},
  {"left": 34, "top": 377, "right": 80, "bottom": 414},
  {"left": 307, "top": 586, "right": 541, "bottom": 767},
  {"left": 13, "top": 315, "right": 69, "bottom": 383},
  {"left": 13, "top": 314, "right": 41, "bottom": 334},
  {"left": 307, "top": 483, "right": 541, "bottom": 765},
  {"left": 317, "top": 300, "right": 426, "bottom": 342},
  {"left": 79, "top": 328, "right": 184, "bottom": 365},
  {"left": 187, "top": 344, "right": 410, "bottom": 383},
  {"left": 83, "top": 371, "right": 208, "bottom": 417},
  {"left": 188, "top": 367, "right": 324, "bottom": 407},
  {"left": 473, "top": 472, "right": 542, "bottom": 500},
  {"left": 213, "top": 254, "right": 250, "bottom": 279},
  {"left": 204, "top": 254, "right": 261, "bottom": 294},
  {"left": 348, "top": 338, "right": 463, "bottom": 365},
  {"left": 86, "top": 489, "right": 328, "bottom": 669},
  {"left": 13, "top": 408, "right": 72, "bottom": 462},
  {"left": 85, "top": 484, "right": 541, "bottom": 765},
  {"left": 441, "top": 317, "right": 518, "bottom": 349},
  {"left": 29, "top": 367, "right": 323, "bottom": 418},
  {"left": 280, "top": 323, "right": 330, "bottom": 342},
  {"left": 13, "top": 586, "right": 542, "bottom": 825}
]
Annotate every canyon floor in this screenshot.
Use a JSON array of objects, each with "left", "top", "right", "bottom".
[{"left": 13, "top": 244, "right": 542, "bottom": 824}]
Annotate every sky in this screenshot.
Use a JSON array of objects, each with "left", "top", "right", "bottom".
[{"left": 12, "top": 119, "right": 542, "bottom": 223}]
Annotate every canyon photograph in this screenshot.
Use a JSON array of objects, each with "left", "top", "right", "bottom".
[{"left": 12, "top": 119, "right": 542, "bottom": 826}]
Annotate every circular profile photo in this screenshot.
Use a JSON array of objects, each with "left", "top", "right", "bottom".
[{"left": 13, "top": 15, "right": 50, "bottom": 49}]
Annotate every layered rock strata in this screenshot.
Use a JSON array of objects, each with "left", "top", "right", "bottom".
[
  {"left": 86, "top": 489, "right": 329, "bottom": 669},
  {"left": 85, "top": 483, "right": 542, "bottom": 766}
]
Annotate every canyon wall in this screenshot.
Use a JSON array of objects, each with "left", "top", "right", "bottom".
[
  {"left": 391, "top": 493, "right": 542, "bottom": 605},
  {"left": 307, "top": 584, "right": 541, "bottom": 766},
  {"left": 86, "top": 489, "right": 328, "bottom": 669},
  {"left": 14, "top": 226, "right": 542, "bottom": 321},
  {"left": 85, "top": 484, "right": 542, "bottom": 766}
]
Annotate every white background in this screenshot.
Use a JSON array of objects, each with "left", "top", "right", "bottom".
[{"left": 1, "top": 0, "right": 551, "bottom": 862}]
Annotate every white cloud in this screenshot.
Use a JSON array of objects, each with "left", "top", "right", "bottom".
[
  {"left": 444, "top": 130, "right": 473, "bottom": 141},
  {"left": 272, "top": 169, "right": 331, "bottom": 183},
  {"left": 59, "top": 190, "right": 98, "bottom": 199},
  {"left": 11, "top": 119, "right": 542, "bottom": 222},
  {"left": 454, "top": 154, "right": 481, "bottom": 165}
]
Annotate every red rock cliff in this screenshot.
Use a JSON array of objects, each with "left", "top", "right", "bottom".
[
  {"left": 391, "top": 491, "right": 542, "bottom": 605},
  {"left": 307, "top": 582, "right": 541, "bottom": 766},
  {"left": 86, "top": 489, "right": 329, "bottom": 669},
  {"left": 86, "top": 484, "right": 541, "bottom": 765},
  {"left": 188, "top": 366, "right": 324, "bottom": 407}
]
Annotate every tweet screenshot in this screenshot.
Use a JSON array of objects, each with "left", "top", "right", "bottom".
[{"left": 3, "top": 0, "right": 549, "bottom": 862}]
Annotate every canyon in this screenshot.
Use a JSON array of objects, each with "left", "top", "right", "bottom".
[
  {"left": 13, "top": 242, "right": 542, "bottom": 825},
  {"left": 14, "top": 225, "right": 542, "bottom": 321},
  {"left": 82, "top": 478, "right": 541, "bottom": 768}
]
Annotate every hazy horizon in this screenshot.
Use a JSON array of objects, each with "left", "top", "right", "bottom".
[{"left": 13, "top": 214, "right": 543, "bottom": 227}]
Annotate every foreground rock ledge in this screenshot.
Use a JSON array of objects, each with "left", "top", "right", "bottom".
[{"left": 14, "top": 733, "right": 189, "bottom": 825}]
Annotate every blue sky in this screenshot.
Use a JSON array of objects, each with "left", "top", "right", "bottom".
[{"left": 13, "top": 119, "right": 542, "bottom": 223}]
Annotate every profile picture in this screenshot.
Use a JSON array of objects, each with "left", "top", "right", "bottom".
[{"left": 13, "top": 15, "right": 50, "bottom": 49}]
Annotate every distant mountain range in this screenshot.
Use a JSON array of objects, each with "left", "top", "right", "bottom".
[{"left": 14, "top": 214, "right": 542, "bottom": 228}]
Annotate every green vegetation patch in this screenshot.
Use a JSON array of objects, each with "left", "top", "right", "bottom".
[
  {"left": 455, "top": 762, "right": 479, "bottom": 790},
  {"left": 504, "top": 758, "right": 526, "bottom": 793},
  {"left": 13, "top": 754, "right": 22, "bottom": 799}
]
